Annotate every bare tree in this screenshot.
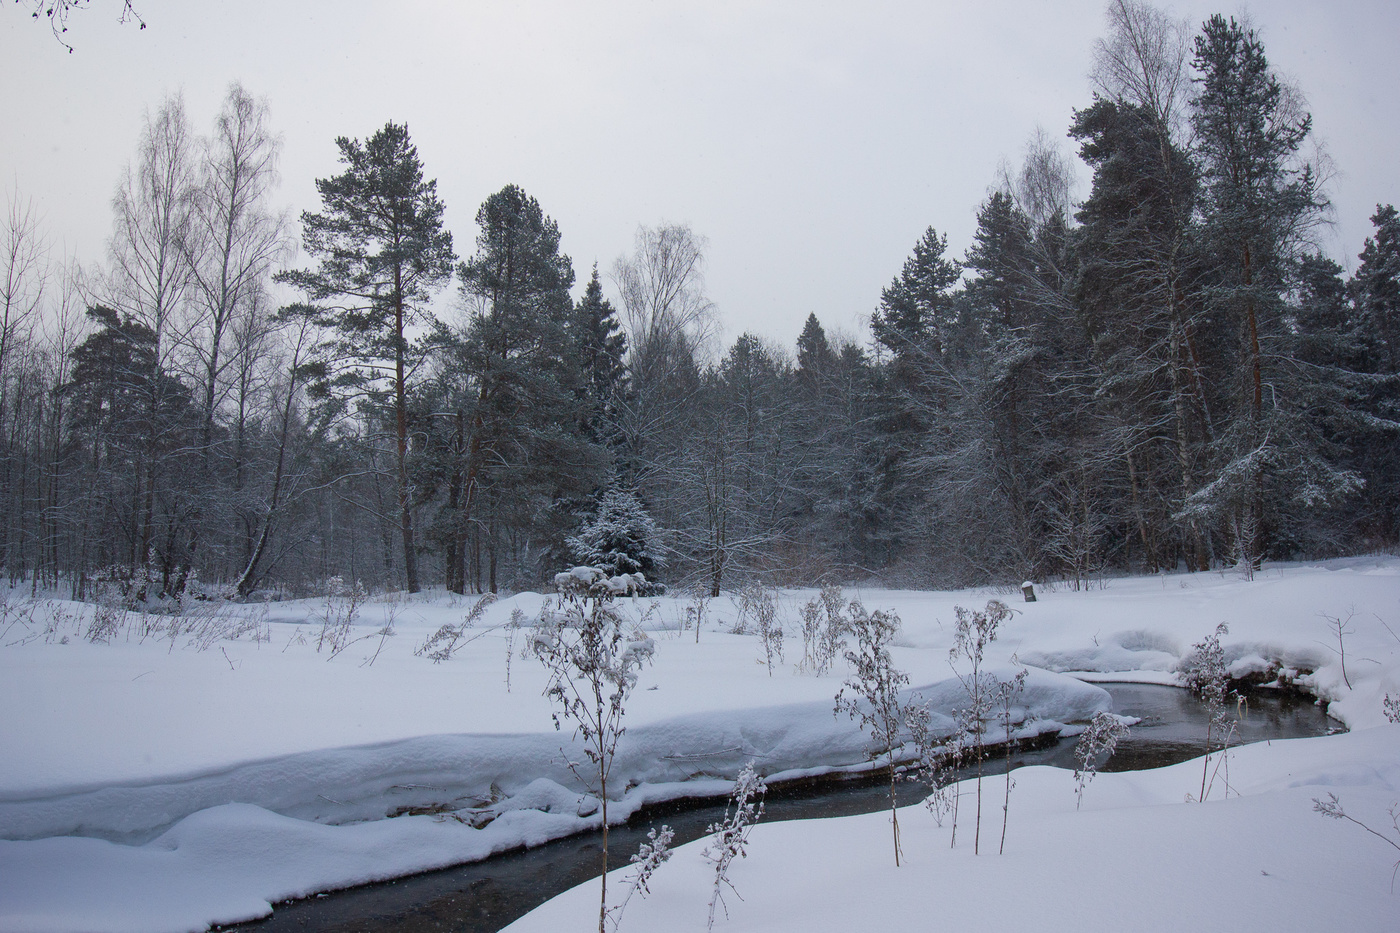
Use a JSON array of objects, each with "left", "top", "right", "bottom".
[
  {"left": 183, "top": 82, "right": 288, "bottom": 461},
  {"left": 0, "top": 190, "right": 49, "bottom": 581},
  {"left": 1091, "top": 0, "right": 1193, "bottom": 139},
  {"left": 19, "top": 0, "right": 145, "bottom": 52},
  {"left": 106, "top": 93, "right": 198, "bottom": 576},
  {"left": 161, "top": 83, "right": 288, "bottom": 590},
  {"left": 612, "top": 223, "right": 715, "bottom": 377}
]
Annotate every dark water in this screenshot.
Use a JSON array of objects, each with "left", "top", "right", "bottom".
[{"left": 222, "top": 684, "right": 1337, "bottom": 933}]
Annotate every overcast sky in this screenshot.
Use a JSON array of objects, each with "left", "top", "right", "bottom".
[{"left": 4, "top": 0, "right": 1398, "bottom": 353}]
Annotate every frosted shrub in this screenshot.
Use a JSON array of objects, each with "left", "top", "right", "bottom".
[
  {"left": 835, "top": 600, "right": 910, "bottom": 865},
  {"left": 703, "top": 762, "right": 766, "bottom": 931},
  {"left": 949, "top": 599, "right": 1014, "bottom": 854},
  {"left": 684, "top": 585, "right": 710, "bottom": 643},
  {"left": 415, "top": 594, "right": 496, "bottom": 662},
  {"left": 532, "top": 566, "right": 654, "bottom": 933},
  {"left": 314, "top": 576, "right": 366, "bottom": 655},
  {"left": 85, "top": 600, "right": 125, "bottom": 644},
  {"left": 744, "top": 585, "right": 783, "bottom": 675},
  {"left": 1180, "top": 622, "right": 1235, "bottom": 802},
  {"left": 181, "top": 600, "right": 269, "bottom": 652},
  {"left": 1073, "top": 710, "right": 1131, "bottom": 808},
  {"left": 1384, "top": 693, "right": 1400, "bottom": 724},
  {"left": 798, "top": 584, "right": 846, "bottom": 675},
  {"left": 607, "top": 824, "right": 674, "bottom": 931},
  {"left": 505, "top": 607, "right": 526, "bottom": 691}
]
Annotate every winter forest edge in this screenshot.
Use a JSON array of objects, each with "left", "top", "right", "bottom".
[{"left": 3, "top": 4, "right": 1399, "bottom": 606}]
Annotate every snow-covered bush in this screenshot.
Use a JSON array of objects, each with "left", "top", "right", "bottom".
[
  {"left": 1073, "top": 710, "right": 1131, "bottom": 809},
  {"left": 532, "top": 566, "right": 655, "bottom": 933},
  {"left": 607, "top": 824, "right": 674, "bottom": 931},
  {"left": 703, "top": 762, "right": 767, "bottom": 931},
  {"left": 739, "top": 583, "right": 783, "bottom": 675},
  {"left": 835, "top": 599, "right": 909, "bottom": 865},
  {"left": 568, "top": 487, "right": 666, "bottom": 593},
  {"left": 1179, "top": 622, "right": 1235, "bottom": 802},
  {"left": 1384, "top": 693, "right": 1399, "bottom": 724}
]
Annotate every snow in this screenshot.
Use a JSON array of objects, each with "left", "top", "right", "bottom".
[
  {"left": 1, "top": 557, "right": 1398, "bottom": 932},
  {"left": 507, "top": 727, "right": 1400, "bottom": 933}
]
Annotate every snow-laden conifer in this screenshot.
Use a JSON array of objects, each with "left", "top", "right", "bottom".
[{"left": 568, "top": 488, "right": 667, "bottom": 589}]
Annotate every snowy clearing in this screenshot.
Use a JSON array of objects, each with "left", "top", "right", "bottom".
[{"left": 1, "top": 557, "right": 1398, "bottom": 932}]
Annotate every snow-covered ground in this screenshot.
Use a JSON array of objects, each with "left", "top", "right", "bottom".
[{"left": 1, "top": 557, "right": 1398, "bottom": 932}]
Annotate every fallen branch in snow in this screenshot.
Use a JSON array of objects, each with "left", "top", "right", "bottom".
[{"left": 1313, "top": 793, "right": 1400, "bottom": 890}]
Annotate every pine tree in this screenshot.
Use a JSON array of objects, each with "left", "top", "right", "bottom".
[
  {"left": 873, "top": 226, "right": 961, "bottom": 361},
  {"left": 445, "top": 184, "right": 604, "bottom": 593},
  {"left": 1187, "top": 16, "right": 1352, "bottom": 570},
  {"left": 276, "top": 121, "right": 456, "bottom": 593},
  {"left": 795, "top": 312, "right": 834, "bottom": 380},
  {"left": 1071, "top": 97, "right": 1200, "bottom": 570}
]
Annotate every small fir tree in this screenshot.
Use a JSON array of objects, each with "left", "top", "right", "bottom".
[{"left": 568, "top": 487, "right": 666, "bottom": 586}]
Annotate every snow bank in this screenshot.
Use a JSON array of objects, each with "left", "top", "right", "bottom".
[
  {"left": 506, "top": 726, "right": 1400, "bottom": 933},
  {"left": 2, "top": 557, "right": 1398, "bottom": 932},
  {"left": 0, "top": 668, "right": 1109, "bottom": 842}
]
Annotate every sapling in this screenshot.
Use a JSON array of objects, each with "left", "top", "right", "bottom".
[
  {"left": 949, "top": 599, "right": 1013, "bottom": 854},
  {"left": 532, "top": 566, "right": 654, "bottom": 933},
  {"left": 1073, "top": 710, "right": 1131, "bottom": 809},
  {"left": 1321, "top": 608, "right": 1356, "bottom": 689},
  {"left": 1179, "top": 622, "right": 1234, "bottom": 802},
  {"left": 703, "top": 762, "right": 766, "bottom": 931},
  {"left": 834, "top": 599, "right": 909, "bottom": 865}
]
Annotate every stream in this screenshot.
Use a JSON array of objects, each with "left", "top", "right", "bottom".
[{"left": 222, "top": 683, "right": 1339, "bottom": 933}]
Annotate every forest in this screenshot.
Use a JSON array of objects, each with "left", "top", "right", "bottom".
[{"left": 1, "top": 5, "right": 1396, "bottom": 601}]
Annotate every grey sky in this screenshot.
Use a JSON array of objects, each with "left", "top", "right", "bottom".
[{"left": 4, "top": 0, "right": 1398, "bottom": 352}]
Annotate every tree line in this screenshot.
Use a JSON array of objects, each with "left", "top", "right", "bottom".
[{"left": 1, "top": 2, "right": 1396, "bottom": 600}]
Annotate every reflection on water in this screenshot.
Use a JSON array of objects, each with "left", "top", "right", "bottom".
[{"left": 222, "top": 684, "right": 1338, "bottom": 933}]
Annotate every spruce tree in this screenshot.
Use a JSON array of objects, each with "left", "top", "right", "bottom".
[
  {"left": 574, "top": 264, "right": 628, "bottom": 446},
  {"left": 276, "top": 121, "right": 456, "bottom": 593},
  {"left": 1345, "top": 206, "right": 1400, "bottom": 541}
]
